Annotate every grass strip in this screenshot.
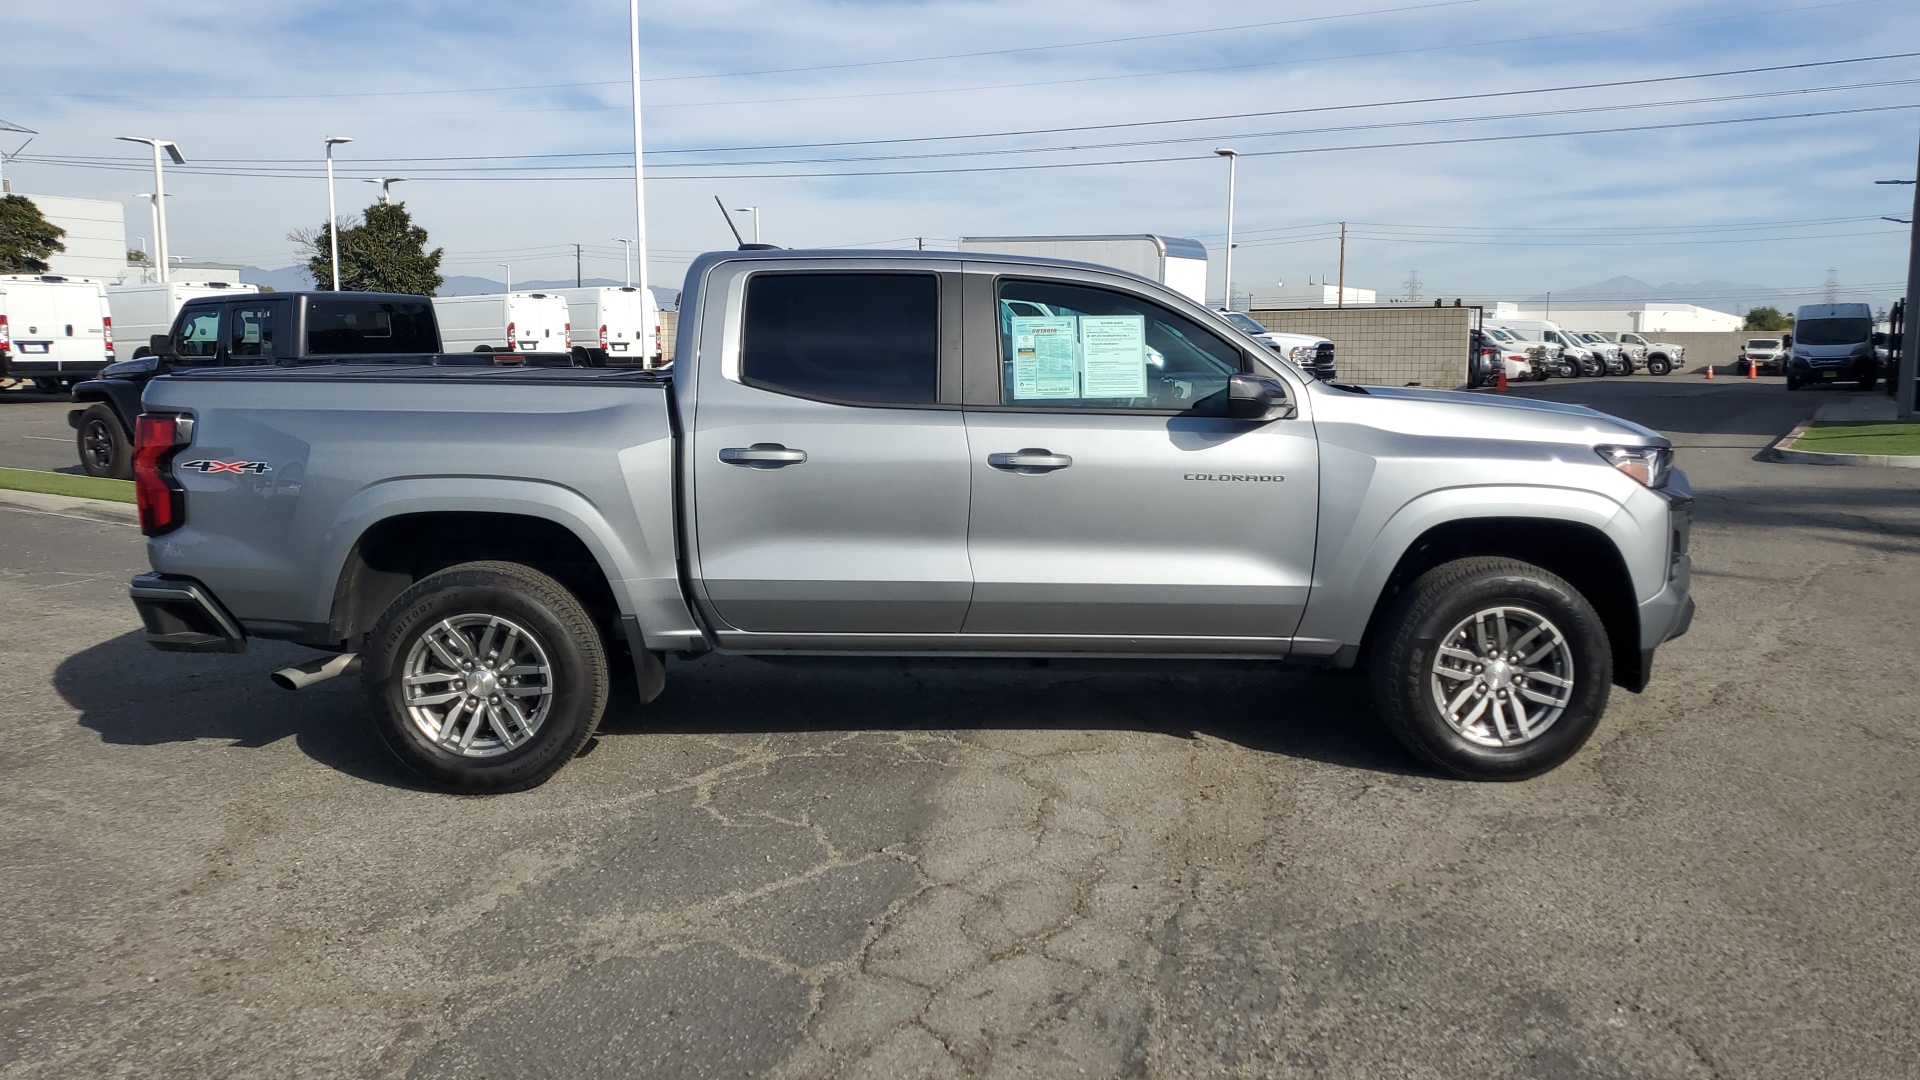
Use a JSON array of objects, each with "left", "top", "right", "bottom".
[
  {"left": 0, "top": 466, "right": 137, "bottom": 503},
  {"left": 1790, "top": 421, "right": 1920, "bottom": 457}
]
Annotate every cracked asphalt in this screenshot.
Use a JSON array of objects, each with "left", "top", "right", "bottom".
[{"left": 2, "top": 378, "right": 1917, "bottom": 1078}]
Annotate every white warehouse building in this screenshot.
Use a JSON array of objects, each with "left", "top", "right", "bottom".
[
  {"left": 12, "top": 193, "right": 132, "bottom": 282},
  {"left": 1490, "top": 300, "right": 1743, "bottom": 333},
  {"left": 1248, "top": 283, "right": 1378, "bottom": 307}
]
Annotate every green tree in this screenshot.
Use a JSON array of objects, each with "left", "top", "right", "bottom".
[
  {"left": 294, "top": 200, "right": 443, "bottom": 294},
  {"left": 0, "top": 194, "right": 67, "bottom": 273},
  {"left": 1743, "top": 305, "right": 1793, "bottom": 331}
]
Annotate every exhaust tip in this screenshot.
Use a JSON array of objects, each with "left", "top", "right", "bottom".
[
  {"left": 269, "top": 670, "right": 299, "bottom": 692},
  {"left": 271, "top": 653, "right": 361, "bottom": 691}
]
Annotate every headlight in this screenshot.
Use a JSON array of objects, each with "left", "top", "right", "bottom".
[
  {"left": 1596, "top": 444, "right": 1673, "bottom": 488},
  {"left": 1287, "top": 345, "right": 1316, "bottom": 365}
]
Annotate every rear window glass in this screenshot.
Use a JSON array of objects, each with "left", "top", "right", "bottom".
[
  {"left": 306, "top": 299, "right": 438, "bottom": 354},
  {"left": 740, "top": 273, "right": 938, "bottom": 405}
]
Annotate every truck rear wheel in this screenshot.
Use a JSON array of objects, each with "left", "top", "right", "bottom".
[
  {"left": 76, "top": 403, "right": 133, "bottom": 479},
  {"left": 1370, "top": 557, "right": 1611, "bottom": 781},
  {"left": 362, "top": 561, "right": 609, "bottom": 793}
]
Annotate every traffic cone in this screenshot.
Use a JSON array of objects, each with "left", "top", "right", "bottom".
[
  {"left": 1747, "top": 357, "right": 1757, "bottom": 379},
  {"left": 1705, "top": 364, "right": 1715, "bottom": 380},
  {"left": 1496, "top": 367, "right": 1509, "bottom": 392}
]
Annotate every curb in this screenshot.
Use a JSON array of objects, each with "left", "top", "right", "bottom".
[
  {"left": 0, "top": 488, "right": 141, "bottom": 526},
  {"left": 1765, "top": 423, "right": 1920, "bottom": 468}
]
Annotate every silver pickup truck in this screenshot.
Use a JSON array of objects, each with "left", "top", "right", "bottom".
[{"left": 127, "top": 249, "right": 1694, "bottom": 792}]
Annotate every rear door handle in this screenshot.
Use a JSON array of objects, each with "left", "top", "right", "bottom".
[
  {"left": 719, "top": 443, "right": 808, "bottom": 469},
  {"left": 987, "top": 448, "right": 1073, "bottom": 473}
]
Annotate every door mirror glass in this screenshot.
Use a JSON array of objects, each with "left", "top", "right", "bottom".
[
  {"left": 149, "top": 333, "right": 175, "bottom": 358},
  {"left": 1227, "top": 373, "right": 1295, "bottom": 421}
]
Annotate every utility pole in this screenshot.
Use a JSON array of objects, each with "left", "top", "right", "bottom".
[
  {"left": 1825, "top": 267, "right": 1839, "bottom": 304},
  {"left": 917, "top": 237, "right": 925, "bottom": 251},
  {"left": 613, "top": 238, "right": 632, "bottom": 287},
  {"left": 1404, "top": 270, "right": 1422, "bottom": 303},
  {"left": 629, "top": 0, "right": 651, "bottom": 306},
  {"left": 575, "top": 244, "right": 583, "bottom": 288},
  {"left": 1337, "top": 221, "right": 1347, "bottom": 309}
]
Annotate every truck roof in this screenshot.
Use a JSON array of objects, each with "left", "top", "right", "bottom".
[
  {"left": 1794, "top": 302, "right": 1872, "bottom": 319},
  {"left": 180, "top": 290, "right": 431, "bottom": 305},
  {"left": 680, "top": 247, "right": 1177, "bottom": 294}
]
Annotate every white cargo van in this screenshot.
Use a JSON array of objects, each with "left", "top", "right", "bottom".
[
  {"left": 432, "top": 292, "right": 571, "bottom": 354},
  {"left": 958, "top": 234, "right": 1210, "bottom": 305},
  {"left": 107, "top": 281, "right": 261, "bottom": 358},
  {"left": 556, "top": 286, "right": 661, "bottom": 367},
  {"left": 1786, "top": 302, "right": 1878, "bottom": 390},
  {"left": 0, "top": 275, "right": 114, "bottom": 389}
]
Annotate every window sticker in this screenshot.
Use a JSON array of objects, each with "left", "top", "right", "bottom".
[
  {"left": 1009, "top": 316, "right": 1079, "bottom": 399},
  {"left": 1078, "top": 314, "right": 1148, "bottom": 397}
]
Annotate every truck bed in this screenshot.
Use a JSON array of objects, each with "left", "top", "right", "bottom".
[{"left": 139, "top": 364, "right": 687, "bottom": 649}]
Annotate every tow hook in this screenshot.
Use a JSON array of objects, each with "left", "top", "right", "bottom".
[{"left": 270, "top": 652, "right": 362, "bottom": 691}]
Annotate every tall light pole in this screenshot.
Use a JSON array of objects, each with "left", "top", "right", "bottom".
[
  {"left": 1214, "top": 148, "right": 1238, "bottom": 310},
  {"left": 324, "top": 136, "right": 353, "bottom": 291},
  {"left": 1882, "top": 146, "right": 1920, "bottom": 420},
  {"left": 733, "top": 206, "right": 760, "bottom": 244},
  {"left": 497, "top": 263, "right": 513, "bottom": 293},
  {"left": 116, "top": 137, "right": 182, "bottom": 284},
  {"left": 135, "top": 192, "right": 162, "bottom": 282},
  {"left": 614, "top": 238, "right": 633, "bottom": 287},
  {"left": 629, "top": 0, "right": 651, "bottom": 304}
]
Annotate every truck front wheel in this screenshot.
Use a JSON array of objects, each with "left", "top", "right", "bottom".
[
  {"left": 362, "top": 561, "right": 609, "bottom": 793},
  {"left": 1370, "top": 557, "right": 1612, "bottom": 781}
]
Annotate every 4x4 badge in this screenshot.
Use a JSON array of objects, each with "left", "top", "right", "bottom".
[{"left": 179, "top": 460, "right": 272, "bottom": 475}]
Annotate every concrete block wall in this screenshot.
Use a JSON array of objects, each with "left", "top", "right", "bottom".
[
  {"left": 1645, "top": 330, "right": 1767, "bottom": 371},
  {"left": 1247, "top": 306, "right": 1474, "bottom": 388},
  {"left": 661, "top": 310, "right": 679, "bottom": 363}
]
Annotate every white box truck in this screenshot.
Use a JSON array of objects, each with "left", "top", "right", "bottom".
[
  {"left": 556, "top": 286, "right": 662, "bottom": 367},
  {"left": 957, "top": 234, "right": 1210, "bottom": 305},
  {"left": 432, "top": 292, "right": 571, "bottom": 354},
  {"left": 0, "top": 274, "right": 114, "bottom": 389},
  {"left": 107, "top": 281, "right": 261, "bottom": 359}
]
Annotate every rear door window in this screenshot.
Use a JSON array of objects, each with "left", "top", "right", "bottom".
[
  {"left": 228, "top": 301, "right": 289, "bottom": 361},
  {"left": 740, "top": 272, "right": 939, "bottom": 405},
  {"left": 173, "top": 306, "right": 223, "bottom": 359}
]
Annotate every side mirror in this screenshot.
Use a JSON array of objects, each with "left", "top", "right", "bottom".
[
  {"left": 1227, "top": 373, "right": 1296, "bottom": 421},
  {"left": 150, "top": 333, "right": 174, "bottom": 357},
  {"left": 1872, "top": 331, "right": 1888, "bottom": 346}
]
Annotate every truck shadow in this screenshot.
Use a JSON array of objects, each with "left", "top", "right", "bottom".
[
  {"left": 54, "top": 631, "right": 435, "bottom": 790},
  {"left": 56, "top": 634, "right": 1421, "bottom": 786},
  {"left": 601, "top": 654, "right": 1421, "bottom": 777}
]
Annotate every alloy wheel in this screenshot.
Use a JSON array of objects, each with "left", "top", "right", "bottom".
[
  {"left": 401, "top": 613, "right": 555, "bottom": 757},
  {"left": 1429, "top": 605, "right": 1576, "bottom": 747}
]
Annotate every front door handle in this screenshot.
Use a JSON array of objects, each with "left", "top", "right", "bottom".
[
  {"left": 719, "top": 443, "right": 808, "bottom": 469},
  {"left": 987, "top": 448, "right": 1073, "bottom": 474}
]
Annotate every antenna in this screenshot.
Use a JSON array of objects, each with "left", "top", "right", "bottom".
[
  {"left": 714, "top": 196, "right": 746, "bottom": 247},
  {"left": 0, "top": 119, "right": 35, "bottom": 193}
]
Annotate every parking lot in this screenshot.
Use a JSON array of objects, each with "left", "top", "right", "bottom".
[{"left": 2, "top": 376, "right": 1917, "bottom": 1079}]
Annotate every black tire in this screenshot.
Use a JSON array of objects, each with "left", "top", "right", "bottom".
[
  {"left": 1786, "top": 376, "right": 1801, "bottom": 391},
  {"left": 1560, "top": 358, "right": 1581, "bottom": 379},
  {"left": 1860, "top": 373, "right": 1877, "bottom": 391},
  {"left": 1579, "top": 356, "right": 1603, "bottom": 377},
  {"left": 1646, "top": 356, "right": 1672, "bottom": 377},
  {"left": 32, "top": 378, "right": 61, "bottom": 394},
  {"left": 75, "top": 402, "right": 132, "bottom": 479},
  {"left": 362, "top": 561, "right": 609, "bottom": 793},
  {"left": 1370, "top": 557, "right": 1612, "bottom": 781}
]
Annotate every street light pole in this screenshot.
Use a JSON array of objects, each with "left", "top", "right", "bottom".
[
  {"left": 614, "top": 238, "right": 633, "bottom": 287},
  {"left": 733, "top": 206, "right": 760, "bottom": 244},
  {"left": 498, "top": 264, "right": 512, "bottom": 294},
  {"left": 1899, "top": 136, "right": 1920, "bottom": 420},
  {"left": 1214, "top": 148, "right": 1237, "bottom": 310},
  {"left": 135, "top": 192, "right": 161, "bottom": 282},
  {"left": 116, "top": 137, "right": 182, "bottom": 284},
  {"left": 324, "top": 136, "right": 353, "bottom": 291},
  {"left": 629, "top": 0, "right": 651, "bottom": 305}
]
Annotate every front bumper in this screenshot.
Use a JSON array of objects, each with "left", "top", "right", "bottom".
[{"left": 129, "top": 573, "right": 248, "bottom": 653}]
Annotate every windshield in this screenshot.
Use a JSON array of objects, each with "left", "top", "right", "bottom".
[
  {"left": 1746, "top": 339, "right": 1780, "bottom": 349},
  {"left": 1794, "top": 318, "right": 1871, "bottom": 347},
  {"left": 1218, "top": 311, "right": 1268, "bottom": 334}
]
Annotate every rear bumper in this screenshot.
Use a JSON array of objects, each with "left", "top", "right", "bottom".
[{"left": 129, "top": 573, "right": 248, "bottom": 653}]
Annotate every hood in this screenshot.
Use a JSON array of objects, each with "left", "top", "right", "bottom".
[
  {"left": 1258, "top": 330, "right": 1333, "bottom": 349},
  {"left": 1311, "top": 382, "right": 1665, "bottom": 445}
]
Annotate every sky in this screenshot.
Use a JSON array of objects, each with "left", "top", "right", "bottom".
[{"left": 4, "top": 0, "right": 1919, "bottom": 310}]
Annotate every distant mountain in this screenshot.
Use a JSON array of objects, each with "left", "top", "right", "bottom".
[
  {"left": 1525, "top": 276, "right": 1789, "bottom": 312},
  {"left": 239, "top": 266, "right": 677, "bottom": 307}
]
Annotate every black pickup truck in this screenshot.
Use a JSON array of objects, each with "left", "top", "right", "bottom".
[{"left": 69, "top": 292, "right": 445, "bottom": 478}]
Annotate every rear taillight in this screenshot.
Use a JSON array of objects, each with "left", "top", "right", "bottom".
[
  {"left": 0, "top": 313, "right": 10, "bottom": 352},
  {"left": 134, "top": 414, "right": 191, "bottom": 536},
  {"left": 565, "top": 322, "right": 571, "bottom": 340},
  {"left": 654, "top": 324, "right": 662, "bottom": 354},
  {"left": 506, "top": 321, "right": 516, "bottom": 348},
  {"left": 103, "top": 315, "right": 114, "bottom": 357},
  {"left": 598, "top": 324, "right": 608, "bottom": 348}
]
